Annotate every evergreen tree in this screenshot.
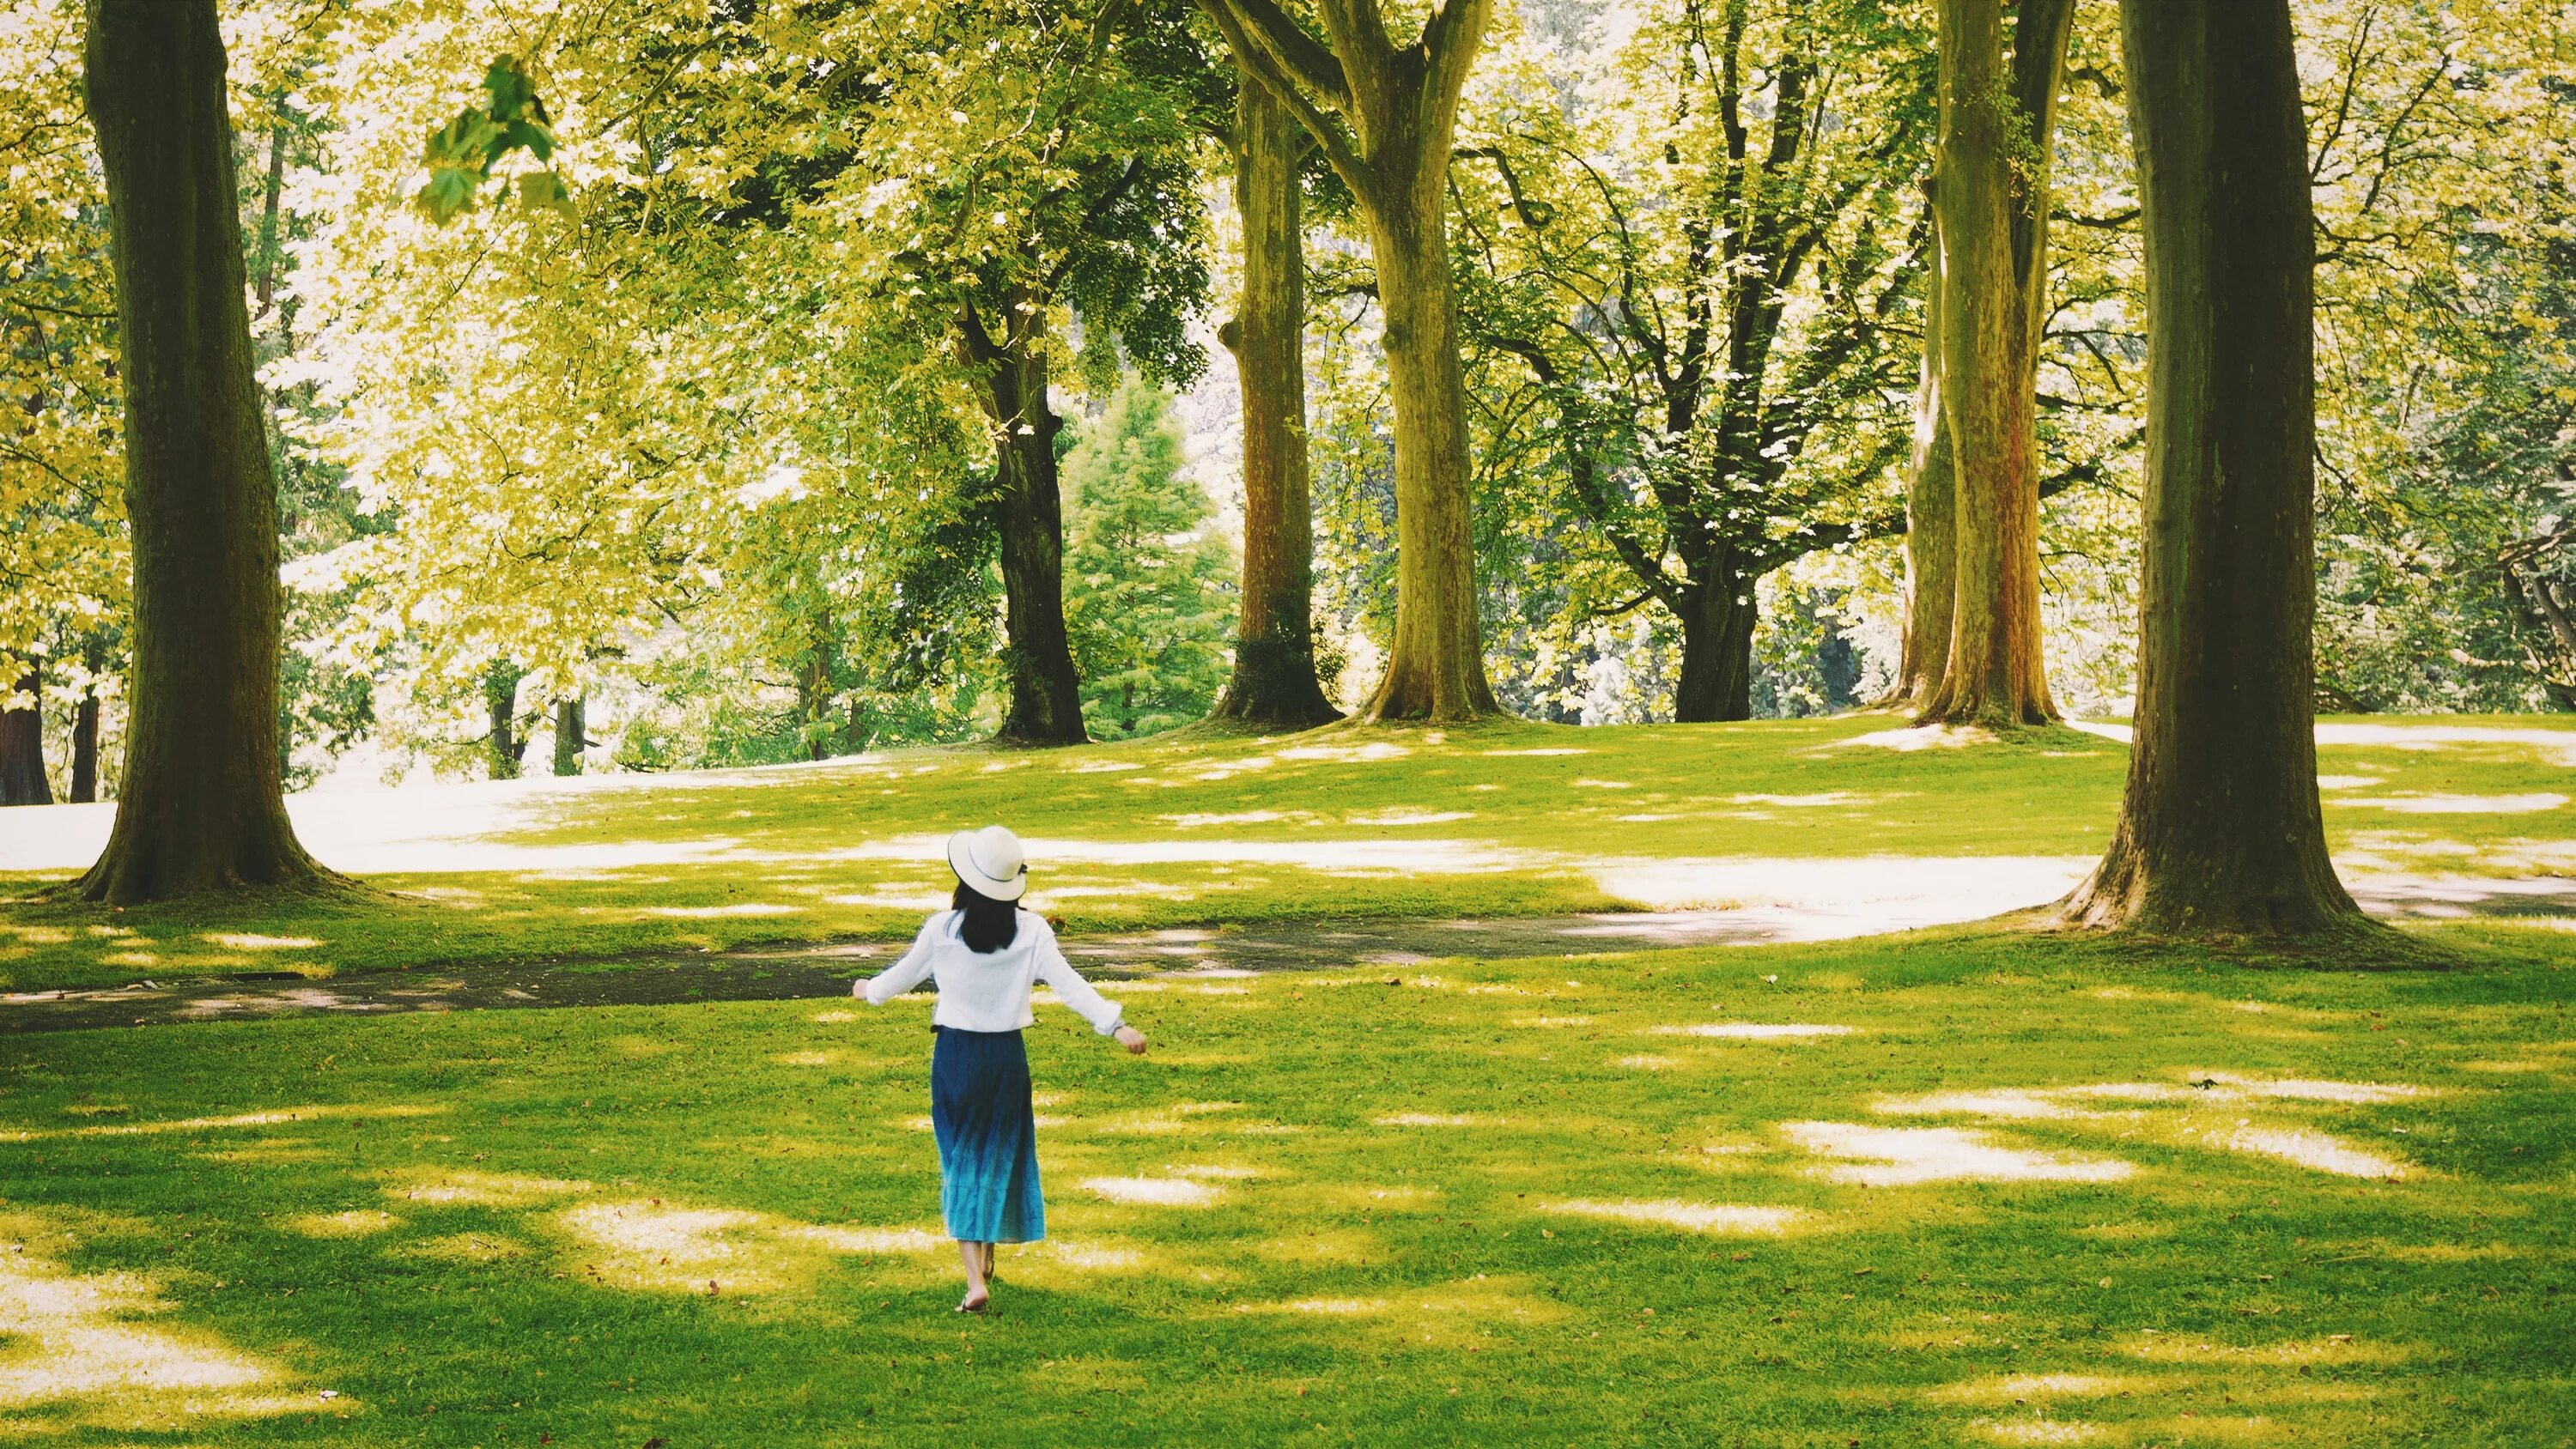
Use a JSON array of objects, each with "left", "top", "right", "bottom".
[{"left": 1062, "top": 380, "right": 1236, "bottom": 738}]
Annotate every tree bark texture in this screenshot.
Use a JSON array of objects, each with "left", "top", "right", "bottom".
[
  {"left": 2060, "top": 0, "right": 2362, "bottom": 937},
  {"left": 1673, "top": 567, "right": 1757, "bottom": 724},
  {"left": 0, "top": 663, "right": 49, "bottom": 806},
  {"left": 74, "top": 0, "right": 325, "bottom": 899},
  {"left": 70, "top": 682, "right": 98, "bottom": 803},
  {"left": 1195, "top": 0, "right": 1502, "bottom": 722},
  {"left": 1919, "top": 0, "right": 2069, "bottom": 726},
  {"left": 1212, "top": 75, "right": 1341, "bottom": 731},
  {"left": 485, "top": 662, "right": 522, "bottom": 780},
  {"left": 1357, "top": 173, "right": 1496, "bottom": 722},
  {"left": 969, "top": 299, "right": 1087, "bottom": 746},
  {"left": 552, "top": 696, "right": 585, "bottom": 776},
  {"left": 1897, "top": 191, "right": 1956, "bottom": 702}
]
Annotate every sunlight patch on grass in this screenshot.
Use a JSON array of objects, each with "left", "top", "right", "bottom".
[
  {"left": 1078, "top": 1175, "right": 1223, "bottom": 1207},
  {"left": 0, "top": 1220, "right": 313, "bottom": 1428},
  {"left": 2222, "top": 1128, "right": 2409, "bottom": 1180},
  {"left": 558, "top": 1200, "right": 954, "bottom": 1294},
  {"left": 1614, "top": 1054, "right": 1685, "bottom": 1071},
  {"left": 2123, "top": 1333, "right": 2412, "bottom": 1367},
  {"left": 1539, "top": 1199, "right": 1805, "bottom": 1235},
  {"left": 1929, "top": 1373, "right": 2149, "bottom": 1405},
  {"left": 1091, "top": 1101, "right": 1242, "bottom": 1135},
  {"left": 384, "top": 1168, "right": 591, "bottom": 1206},
  {"left": 2315, "top": 775, "right": 2381, "bottom": 789},
  {"left": 1783, "top": 1122, "right": 2135, "bottom": 1186},
  {"left": 635, "top": 903, "right": 805, "bottom": 919},
  {"left": 4, "top": 1103, "right": 442, "bottom": 1143},
  {"left": 278, "top": 1210, "right": 398, "bottom": 1239},
  {"left": 1661, "top": 1022, "right": 1856, "bottom": 1040},
  {"left": 1346, "top": 809, "right": 1475, "bottom": 826},
  {"left": 2329, "top": 793, "right": 2567, "bottom": 814},
  {"left": 1373, "top": 1113, "right": 1479, "bottom": 1127},
  {"left": 1837, "top": 724, "right": 1996, "bottom": 751},
  {"left": 1972, "top": 1418, "right": 2108, "bottom": 1445},
  {"left": 1236, "top": 1296, "right": 1388, "bottom": 1316},
  {"left": 199, "top": 933, "right": 321, "bottom": 950}
]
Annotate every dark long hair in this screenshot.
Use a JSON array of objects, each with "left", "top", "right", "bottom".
[{"left": 952, "top": 878, "right": 1019, "bottom": 954}]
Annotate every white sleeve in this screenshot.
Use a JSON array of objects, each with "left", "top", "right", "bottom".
[
  {"left": 1030, "top": 918, "right": 1126, "bottom": 1036},
  {"left": 860, "top": 919, "right": 941, "bottom": 1004}
]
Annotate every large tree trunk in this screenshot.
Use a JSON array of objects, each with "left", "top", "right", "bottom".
[
  {"left": 1212, "top": 76, "right": 1341, "bottom": 731},
  {"left": 552, "top": 695, "right": 585, "bottom": 776},
  {"left": 972, "top": 300, "right": 1087, "bottom": 747},
  {"left": 1355, "top": 157, "right": 1498, "bottom": 723},
  {"left": 1199, "top": 0, "right": 1501, "bottom": 722},
  {"left": 73, "top": 0, "right": 327, "bottom": 900},
  {"left": 0, "top": 663, "right": 49, "bottom": 806},
  {"left": 2060, "top": 0, "right": 2363, "bottom": 937},
  {"left": 69, "top": 682, "right": 99, "bottom": 803},
  {"left": 1919, "top": 0, "right": 2070, "bottom": 727},
  {"left": 1897, "top": 195, "right": 1956, "bottom": 702},
  {"left": 1674, "top": 561, "right": 1758, "bottom": 724}
]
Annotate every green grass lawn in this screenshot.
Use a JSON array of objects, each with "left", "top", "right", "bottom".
[
  {"left": 4, "top": 712, "right": 2573, "bottom": 990},
  {"left": 2, "top": 922, "right": 2568, "bottom": 1446}
]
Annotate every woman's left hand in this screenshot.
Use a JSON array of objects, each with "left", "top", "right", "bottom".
[{"left": 1113, "top": 1025, "right": 1147, "bottom": 1055}]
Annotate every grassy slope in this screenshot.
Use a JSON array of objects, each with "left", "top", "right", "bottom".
[
  {"left": 3, "top": 712, "right": 2571, "bottom": 990},
  {"left": 0, "top": 923, "right": 2567, "bottom": 1446}
]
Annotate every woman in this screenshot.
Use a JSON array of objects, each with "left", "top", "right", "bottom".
[{"left": 856, "top": 824, "right": 1146, "bottom": 1313}]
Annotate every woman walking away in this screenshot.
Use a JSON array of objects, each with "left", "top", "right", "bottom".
[{"left": 857, "top": 825, "right": 1146, "bottom": 1313}]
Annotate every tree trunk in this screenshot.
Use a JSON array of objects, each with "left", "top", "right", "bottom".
[
  {"left": 970, "top": 300, "right": 1087, "bottom": 747},
  {"left": 1674, "top": 562, "right": 1758, "bottom": 724},
  {"left": 1919, "top": 0, "right": 2069, "bottom": 727},
  {"left": 1356, "top": 167, "right": 1498, "bottom": 722},
  {"left": 72, "top": 0, "right": 327, "bottom": 900},
  {"left": 552, "top": 695, "right": 585, "bottom": 776},
  {"left": 70, "top": 682, "right": 99, "bottom": 803},
  {"left": 2060, "top": 0, "right": 2363, "bottom": 937},
  {"left": 0, "top": 663, "right": 49, "bottom": 806},
  {"left": 485, "top": 661, "right": 521, "bottom": 780},
  {"left": 1197, "top": 0, "right": 1502, "bottom": 722},
  {"left": 1212, "top": 75, "right": 1341, "bottom": 731},
  {"left": 1898, "top": 206, "right": 1957, "bottom": 703}
]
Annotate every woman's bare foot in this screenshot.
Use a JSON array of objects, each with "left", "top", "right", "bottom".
[
  {"left": 957, "top": 1287, "right": 989, "bottom": 1313},
  {"left": 981, "top": 1244, "right": 998, "bottom": 1281}
]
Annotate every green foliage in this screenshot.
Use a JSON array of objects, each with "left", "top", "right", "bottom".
[
  {"left": 414, "top": 54, "right": 574, "bottom": 222},
  {"left": 1062, "top": 378, "right": 1236, "bottom": 738}
]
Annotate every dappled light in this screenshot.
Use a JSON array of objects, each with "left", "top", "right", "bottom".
[
  {"left": 1539, "top": 1199, "right": 1807, "bottom": 1235},
  {"left": 0, "top": 1214, "right": 318, "bottom": 1431},
  {"left": 1781, "top": 1122, "right": 2136, "bottom": 1185}
]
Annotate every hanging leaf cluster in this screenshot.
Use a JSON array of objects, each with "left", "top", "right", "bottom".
[{"left": 415, "top": 53, "right": 574, "bottom": 222}]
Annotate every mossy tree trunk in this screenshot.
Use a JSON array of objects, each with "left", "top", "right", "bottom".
[
  {"left": 1212, "top": 74, "right": 1341, "bottom": 731},
  {"left": 69, "top": 679, "right": 99, "bottom": 803},
  {"left": 552, "top": 696, "right": 585, "bottom": 776},
  {"left": 963, "top": 294, "right": 1087, "bottom": 747},
  {"left": 484, "top": 660, "right": 524, "bottom": 780},
  {"left": 1897, "top": 193, "right": 1956, "bottom": 703},
  {"left": 1673, "top": 557, "right": 1757, "bottom": 724},
  {"left": 1197, "top": 0, "right": 1501, "bottom": 723},
  {"left": 73, "top": 0, "right": 329, "bottom": 900},
  {"left": 2060, "top": 0, "right": 2365, "bottom": 937},
  {"left": 0, "top": 661, "right": 48, "bottom": 806},
  {"left": 1918, "top": 0, "right": 2072, "bottom": 727}
]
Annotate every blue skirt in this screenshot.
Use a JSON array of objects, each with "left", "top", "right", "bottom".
[{"left": 929, "top": 1027, "right": 1046, "bottom": 1243}]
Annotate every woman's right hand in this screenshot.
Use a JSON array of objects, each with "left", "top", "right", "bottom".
[{"left": 1114, "top": 1025, "right": 1147, "bottom": 1055}]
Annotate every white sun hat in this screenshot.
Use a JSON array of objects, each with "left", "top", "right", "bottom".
[{"left": 947, "top": 825, "right": 1030, "bottom": 902}]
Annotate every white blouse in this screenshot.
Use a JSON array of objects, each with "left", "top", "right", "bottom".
[{"left": 857, "top": 909, "right": 1127, "bottom": 1037}]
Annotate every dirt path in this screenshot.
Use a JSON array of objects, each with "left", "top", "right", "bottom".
[{"left": 3, "top": 872, "right": 2566, "bottom": 1036}]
